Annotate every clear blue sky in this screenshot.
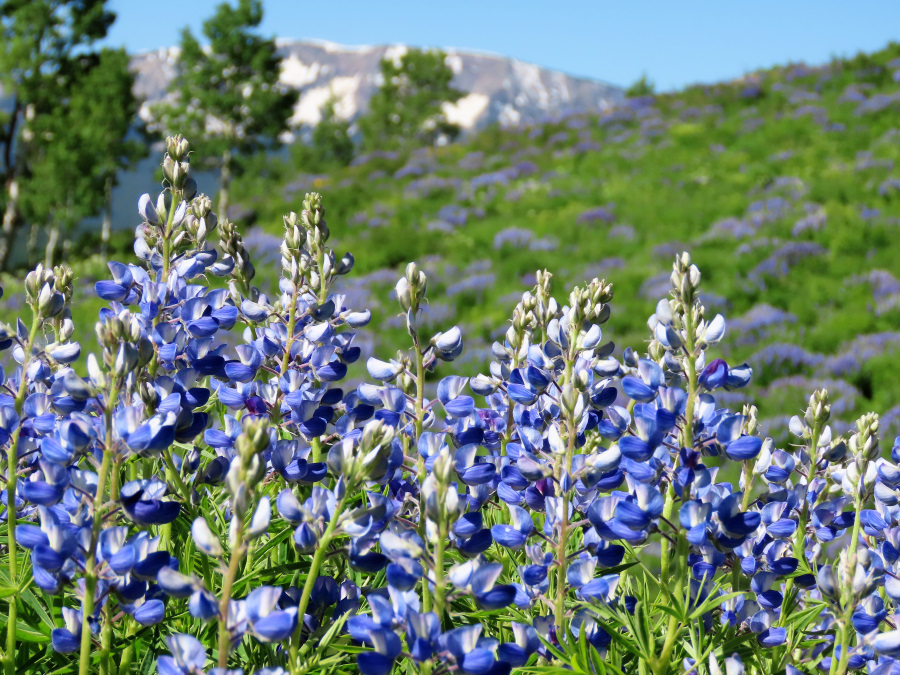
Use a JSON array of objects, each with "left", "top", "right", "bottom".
[{"left": 104, "top": 1, "right": 900, "bottom": 91}]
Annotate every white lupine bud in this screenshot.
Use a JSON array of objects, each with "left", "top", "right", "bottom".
[
  {"left": 247, "top": 497, "right": 270, "bottom": 540},
  {"left": 192, "top": 517, "right": 222, "bottom": 557},
  {"left": 422, "top": 474, "right": 440, "bottom": 521},
  {"left": 394, "top": 276, "right": 411, "bottom": 312},
  {"left": 433, "top": 447, "right": 453, "bottom": 484},
  {"left": 86, "top": 354, "right": 106, "bottom": 388},
  {"left": 228, "top": 516, "right": 242, "bottom": 550},
  {"left": 688, "top": 264, "right": 701, "bottom": 288},
  {"left": 560, "top": 384, "right": 580, "bottom": 415},
  {"left": 574, "top": 368, "right": 590, "bottom": 391},
  {"left": 443, "top": 488, "right": 459, "bottom": 517}
]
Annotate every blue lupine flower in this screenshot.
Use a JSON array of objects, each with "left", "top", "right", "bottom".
[
  {"left": 438, "top": 623, "right": 507, "bottom": 675},
  {"left": 698, "top": 358, "right": 729, "bottom": 390},
  {"left": 51, "top": 607, "right": 82, "bottom": 654},
  {"left": 243, "top": 586, "right": 299, "bottom": 642},
  {"left": 497, "top": 622, "right": 542, "bottom": 667},
  {"left": 357, "top": 627, "right": 402, "bottom": 675},
  {"left": 120, "top": 480, "right": 181, "bottom": 526},
  {"left": 491, "top": 505, "right": 534, "bottom": 549},
  {"left": 450, "top": 558, "right": 516, "bottom": 610},
  {"left": 157, "top": 633, "right": 208, "bottom": 675}
]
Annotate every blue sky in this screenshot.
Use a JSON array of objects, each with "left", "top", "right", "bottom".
[{"left": 105, "top": 1, "right": 900, "bottom": 90}]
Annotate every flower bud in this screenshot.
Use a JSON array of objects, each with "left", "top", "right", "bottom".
[
  {"left": 741, "top": 404, "right": 759, "bottom": 436},
  {"left": 573, "top": 368, "right": 590, "bottom": 391},
  {"left": 37, "top": 284, "right": 64, "bottom": 318},
  {"left": 432, "top": 447, "right": 453, "bottom": 484},
  {"left": 805, "top": 388, "right": 831, "bottom": 429},
  {"left": 395, "top": 277, "right": 412, "bottom": 312},
  {"left": 560, "top": 383, "right": 581, "bottom": 415},
  {"left": 25, "top": 264, "right": 52, "bottom": 301},
  {"left": 192, "top": 517, "right": 222, "bottom": 557},
  {"left": 166, "top": 135, "right": 190, "bottom": 161},
  {"left": 140, "top": 382, "right": 160, "bottom": 413},
  {"left": 53, "top": 264, "right": 74, "bottom": 303},
  {"left": 236, "top": 419, "right": 270, "bottom": 460},
  {"left": 113, "top": 343, "right": 138, "bottom": 377}
]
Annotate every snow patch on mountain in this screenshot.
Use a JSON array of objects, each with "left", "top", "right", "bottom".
[{"left": 443, "top": 93, "right": 491, "bottom": 129}]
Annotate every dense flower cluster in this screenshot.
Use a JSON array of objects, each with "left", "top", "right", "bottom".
[{"left": 3, "top": 137, "right": 900, "bottom": 675}]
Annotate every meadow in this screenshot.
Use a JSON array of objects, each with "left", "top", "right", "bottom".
[
  {"left": 220, "top": 42, "right": 900, "bottom": 442},
  {"left": 2, "top": 42, "right": 900, "bottom": 675}
]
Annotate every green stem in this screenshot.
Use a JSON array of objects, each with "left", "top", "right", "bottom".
[
  {"left": 289, "top": 492, "right": 349, "bottom": 673},
  {"left": 117, "top": 621, "right": 137, "bottom": 675},
  {"left": 781, "top": 430, "right": 819, "bottom": 629},
  {"left": 553, "top": 357, "right": 577, "bottom": 632},
  {"left": 100, "top": 607, "right": 113, "bottom": 675},
  {"left": 5, "top": 313, "right": 40, "bottom": 675},
  {"left": 316, "top": 250, "right": 328, "bottom": 301},
  {"left": 414, "top": 347, "right": 425, "bottom": 441},
  {"left": 654, "top": 535, "right": 688, "bottom": 675},
  {"left": 79, "top": 386, "right": 119, "bottom": 675},
  {"left": 412, "top": 346, "right": 431, "bottom": 614},
  {"left": 280, "top": 285, "right": 299, "bottom": 376},
  {"left": 848, "top": 491, "right": 864, "bottom": 561},
  {"left": 160, "top": 194, "right": 179, "bottom": 282},
  {"left": 662, "top": 317, "right": 697, "bottom": 580},
  {"left": 110, "top": 456, "right": 122, "bottom": 503},
  {"left": 792, "top": 427, "right": 819, "bottom": 564},
  {"left": 832, "top": 487, "right": 865, "bottom": 674},
  {"left": 832, "top": 605, "right": 854, "bottom": 675},
  {"left": 217, "top": 522, "right": 245, "bottom": 670},
  {"left": 433, "top": 521, "right": 448, "bottom": 622},
  {"left": 659, "top": 482, "right": 677, "bottom": 582}
]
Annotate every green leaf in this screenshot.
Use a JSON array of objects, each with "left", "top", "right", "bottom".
[
  {"left": 689, "top": 591, "right": 746, "bottom": 621},
  {"left": 13, "top": 620, "right": 50, "bottom": 643}
]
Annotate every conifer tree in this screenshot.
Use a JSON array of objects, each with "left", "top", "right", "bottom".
[
  {"left": 0, "top": 0, "right": 131, "bottom": 270},
  {"left": 311, "top": 96, "right": 355, "bottom": 167},
  {"left": 360, "top": 48, "right": 463, "bottom": 151},
  {"left": 152, "top": 0, "right": 298, "bottom": 217},
  {"left": 24, "top": 47, "right": 143, "bottom": 266}
]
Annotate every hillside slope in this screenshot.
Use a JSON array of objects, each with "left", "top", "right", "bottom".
[
  {"left": 224, "top": 43, "right": 900, "bottom": 441},
  {"left": 5, "top": 44, "right": 900, "bottom": 444}
]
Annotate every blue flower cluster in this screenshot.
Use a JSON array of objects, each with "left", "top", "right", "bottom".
[{"left": 3, "top": 136, "right": 900, "bottom": 674}]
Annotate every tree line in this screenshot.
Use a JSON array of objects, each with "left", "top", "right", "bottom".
[{"left": 0, "top": 0, "right": 462, "bottom": 272}]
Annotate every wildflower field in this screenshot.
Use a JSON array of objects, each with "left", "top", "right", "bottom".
[{"left": 4, "top": 40, "right": 900, "bottom": 675}]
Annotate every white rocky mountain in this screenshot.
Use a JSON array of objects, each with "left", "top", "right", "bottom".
[{"left": 130, "top": 39, "right": 623, "bottom": 134}]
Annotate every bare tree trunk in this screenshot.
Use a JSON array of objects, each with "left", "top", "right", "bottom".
[
  {"left": 100, "top": 175, "right": 112, "bottom": 257},
  {"left": 27, "top": 221, "right": 39, "bottom": 267},
  {"left": 45, "top": 194, "right": 73, "bottom": 268},
  {"left": 44, "top": 221, "right": 59, "bottom": 268},
  {"left": 0, "top": 178, "right": 20, "bottom": 270},
  {"left": 0, "top": 98, "right": 21, "bottom": 272},
  {"left": 218, "top": 148, "right": 232, "bottom": 219}
]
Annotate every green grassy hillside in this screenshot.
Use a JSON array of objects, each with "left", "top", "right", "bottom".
[{"left": 8, "top": 43, "right": 900, "bottom": 441}]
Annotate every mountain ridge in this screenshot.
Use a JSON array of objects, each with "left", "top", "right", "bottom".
[{"left": 129, "top": 39, "right": 624, "bottom": 135}]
